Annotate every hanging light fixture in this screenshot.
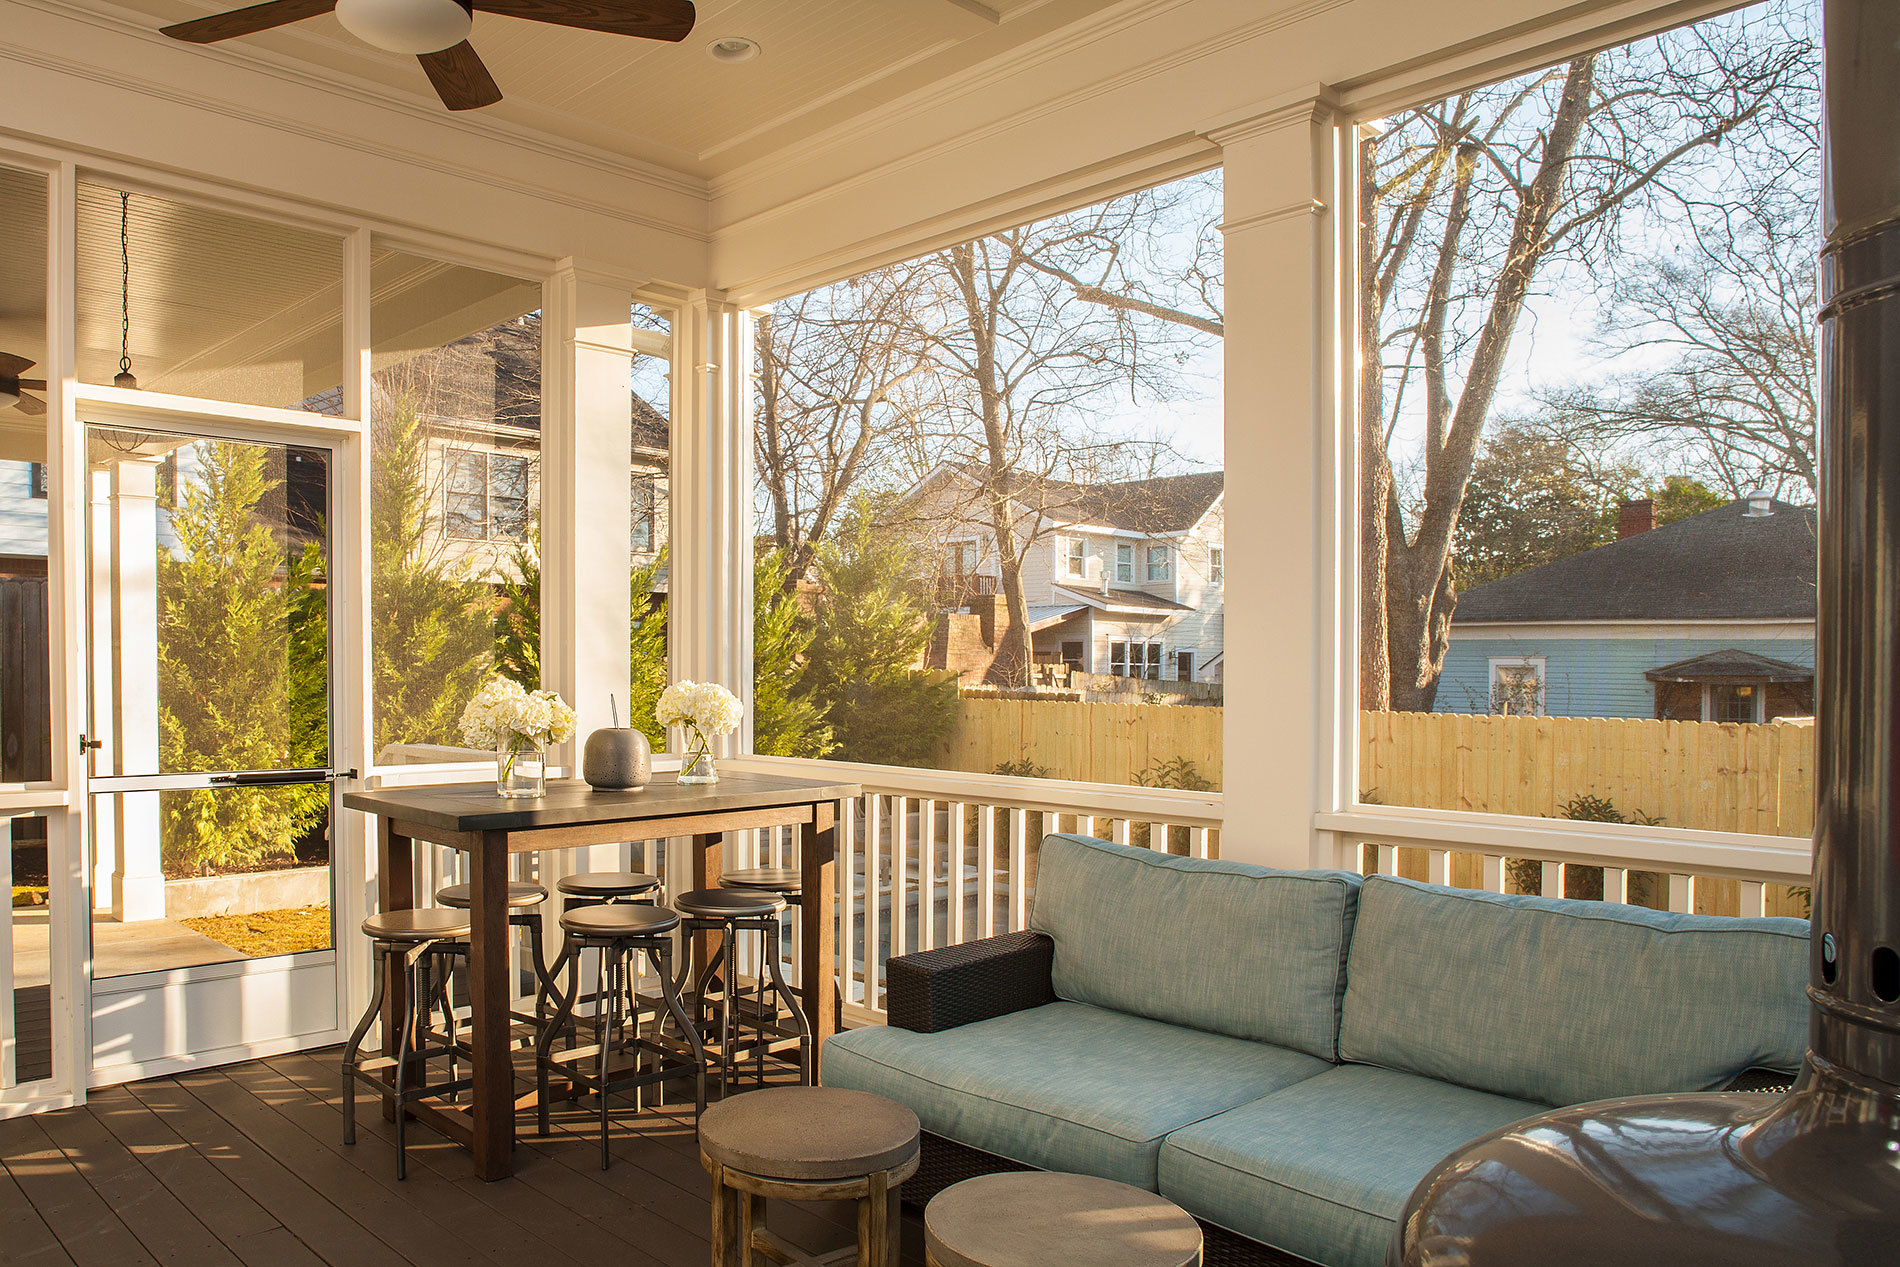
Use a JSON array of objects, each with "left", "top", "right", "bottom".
[{"left": 113, "top": 191, "right": 137, "bottom": 391}]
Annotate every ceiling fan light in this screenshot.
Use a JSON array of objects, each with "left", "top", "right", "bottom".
[
  {"left": 336, "top": 0, "right": 472, "bottom": 55},
  {"left": 707, "top": 36, "right": 759, "bottom": 63}
]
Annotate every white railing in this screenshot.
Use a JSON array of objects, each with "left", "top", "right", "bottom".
[{"left": 730, "top": 756, "right": 1221, "bottom": 1025}]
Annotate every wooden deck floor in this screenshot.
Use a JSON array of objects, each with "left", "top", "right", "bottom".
[{"left": 2, "top": 1048, "right": 928, "bottom": 1267}]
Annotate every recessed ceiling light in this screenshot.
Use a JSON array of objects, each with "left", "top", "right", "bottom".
[{"left": 707, "top": 35, "right": 761, "bottom": 63}]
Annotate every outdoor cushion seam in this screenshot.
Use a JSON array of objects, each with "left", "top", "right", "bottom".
[
  {"left": 829, "top": 1046, "right": 1194, "bottom": 1147},
  {"left": 1360, "top": 876, "right": 1808, "bottom": 938},
  {"left": 1159, "top": 1137, "right": 1402, "bottom": 1221}
]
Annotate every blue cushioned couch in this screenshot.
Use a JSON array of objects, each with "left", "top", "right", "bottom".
[{"left": 821, "top": 834, "right": 1809, "bottom": 1267}]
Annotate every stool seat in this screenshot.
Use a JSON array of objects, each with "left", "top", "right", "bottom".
[
  {"left": 560, "top": 903, "right": 681, "bottom": 938},
  {"left": 674, "top": 887, "right": 785, "bottom": 918},
  {"left": 718, "top": 866, "right": 802, "bottom": 894},
  {"left": 362, "top": 907, "right": 471, "bottom": 942},
  {"left": 699, "top": 1086, "right": 918, "bottom": 1181},
  {"left": 556, "top": 871, "right": 661, "bottom": 898},
  {"left": 924, "top": 1172, "right": 1202, "bottom": 1267},
  {"left": 434, "top": 881, "right": 548, "bottom": 910}
]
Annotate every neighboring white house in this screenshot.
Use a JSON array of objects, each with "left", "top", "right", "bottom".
[{"left": 904, "top": 463, "right": 1225, "bottom": 685}]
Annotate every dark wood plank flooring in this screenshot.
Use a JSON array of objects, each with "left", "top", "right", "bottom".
[{"left": 2, "top": 1046, "right": 928, "bottom": 1267}]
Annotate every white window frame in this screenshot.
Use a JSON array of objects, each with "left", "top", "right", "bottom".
[
  {"left": 1208, "top": 546, "right": 1223, "bottom": 584},
  {"left": 1487, "top": 656, "right": 1546, "bottom": 717},
  {"left": 1114, "top": 542, "right": 1134, "bottom": 584},
  {"left": 1065, "top": 535, "right": 1087, "bottom": 577},
  {"left": 1702, "top": 682, "right": 1766, "bottom": 724},
  {"left": 445, "top": 446, "right": 531, "bottom": 542},
  {"left": 1146, "top": 545, "right": 1171, "bottom": 581},
  {"left": 1176, "top": 649, "right": 1195, "bottom": 682}
]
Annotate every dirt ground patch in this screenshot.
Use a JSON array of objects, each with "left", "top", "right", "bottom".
[{"left": 180, "top": 905, "right": 332, "bottom": 957}]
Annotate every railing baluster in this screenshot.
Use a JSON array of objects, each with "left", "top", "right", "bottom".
[
  {"left": 1667, "top": 874, "right": 1692, "bottom": 913},
  {"left": 977, "top": 805, "right": 997, "bottom": 938},
  {"left": 1148, "top": 821, "right": 1167, "bottom": 853},
  {"left": 1008, "top": 808, "right": 1029, "bottom": 932},
  {"left": 947, "top": 801, "right": 967, "bottom": 947},
  {"left": 1738, "top": 881, "right": 1766, "bottom": 918},
  {"left": 1376, "top": 844, "right": 1398, "bottom": 876},
  {"left": 919, "top": 799, "right": 938, "bottom": 952},
  {"left": 865, "top": 794, "right": 884, "bottom": 1010},
  {"left": 841, "top": 795, "right": 860, "bottom": 1007},
  {"left": 1481, "top": 854, "right": 1506, "bottom": 892},
  {"left": 1602, "top": 866, "right": 1628, "bottom": 904},
  {"left": 1189, "top": 827, "right": 1211, "bottom": 860},
  {"left": 1541, "top": 861, "right": 1563, "bottom": 898},
  {"left": 1111, "top": 818, "right": 1130, "bottom": 846},
  {"left": 892, "top": 797, "right": 911, "bottom": 960},
  {"left": 1427, "top": 849, "right": 1450, "bottom": 887}
]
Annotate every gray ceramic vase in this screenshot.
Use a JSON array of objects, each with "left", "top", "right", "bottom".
[{"left": 581, "top": 726, "right": 652, "bottom": 790}]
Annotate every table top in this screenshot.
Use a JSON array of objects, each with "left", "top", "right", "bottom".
[
  {"left": 342, "top": 770, "right": 862, "bottom": 834},
  {"left": 925, "top": 1172, "right": 1202, "bottom": 1267},
  {"left": 698, "top": 1086, "right": 919, "bottom": 1181}
]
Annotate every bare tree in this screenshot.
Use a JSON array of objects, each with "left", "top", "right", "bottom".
[{"left": 1360, "top": 9, "right": 1813, "bottom": 712}]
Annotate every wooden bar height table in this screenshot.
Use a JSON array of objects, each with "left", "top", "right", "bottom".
[{"left": 342, "top": 770, "right": 862, "bottom": 1181}]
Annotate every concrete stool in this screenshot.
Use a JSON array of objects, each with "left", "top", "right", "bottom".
[
  {"left": 700, "top": 1086, "right": 920, "bottom": 1267},
  {"left": 924, "top": 1172, "right": 1203, "bottom": 1267}
]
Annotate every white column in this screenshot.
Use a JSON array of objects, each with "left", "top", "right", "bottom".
[
  {"left": 541, "top": 260, "right": 636, "bottom": 885},
  {"left": 1211, "top": 89, "right": 1350, "bottom": 868},
  {"left": 109, "top": 457, "right": 164, "bottom": 922},
  {"left": 669, "top": 291, "right": 756, "bottom": 756}
]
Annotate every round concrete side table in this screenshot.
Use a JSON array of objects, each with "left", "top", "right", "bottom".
[
  {"left": 925, "top": 1171, "right": 1203, "bottom": 1267},
  {"left": 699, "top": 1085, "right": 920, "bottom": 1267}
]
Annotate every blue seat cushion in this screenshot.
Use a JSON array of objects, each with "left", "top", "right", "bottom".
[
  {"left": 1157, "top": 1065, "right": 1543, "bottom": 1267},
  {"left": 1338, "top": 875, "right": 1809, "bottom": 1106},
  {"left": 1029, "top": 834, "right": 1362, "bottom": 1059},
  {"left": 821, "top": 1002, "right": 1331, "bottom": 1190}
]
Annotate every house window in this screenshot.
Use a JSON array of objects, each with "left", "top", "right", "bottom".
[
  {"left": 446, "top": 448, "right": 530, "bottom": 541},
  {"left": 1707, "top": 684, "right": 1763, "bottom": 724},
  {"left": 1488, "top": 657, "right": 1546, "bottom": 716},
  {"left": 1176, "top": 650, "right": 1195, "bottom": 682},
  {"left": 1209, "top": 546, "right": 1223, "bottom": 584},
  {"left": 1146, "top": 546, "right": 1171, "bottom": 581},
  {"left": 1145, "top": 642, "right": 1163, "bottom": 680},
  {"left": 1111, "top": 640, "right": 1163, "bottom": 679},
  {"left": 945, "top": 540, "right": 978, "bottom": 577},
  {"left": 632, "top": 476, "right": 656, "bottom": 553},
  {"left": 1114, "top": 543, "right": 1134, "bottom": 584},
  {"left": 27, "top": 463, "right": 46, "bottom": 499},
  {"left": 1065, "top": 536, "right": 1086, "bottom": 577},
  {"left": 1060, "top": 640, "right": 1084, "bottom": 672}
]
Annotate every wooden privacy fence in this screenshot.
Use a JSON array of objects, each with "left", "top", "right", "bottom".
[
  {"left": 1360, "top": 710, "right": 1816, "bottom": 839},
  {"left": 935, "top": 696, "right": 1224, "bottom": 788}
]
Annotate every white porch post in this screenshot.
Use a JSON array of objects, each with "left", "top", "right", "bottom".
[
  {"left": 1212, "top": 89, "right": 1350, "bottom": 869},
  {"left": 669, "top": 292, "right": 755, "bottom": 754},
  {"left": 541, "top": 260, "right": 636, "bottom": 880},
  {"left": 108, "top": 457, "right": 165, "bottom": 921}
]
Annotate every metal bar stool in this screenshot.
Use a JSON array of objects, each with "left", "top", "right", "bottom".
[
  {"left": 341, "top": 907, "right": 474, "bottom": 1179},
  {"left": 436, "top": 879, "right": 554, "bottom": 1033},
  {"left": 675, "top": 887, "right": 812, "bottom": 1090},
  {"left": 546, "top": 871, "right": 665, "bottom": 1038},
  {"left": 536, "top": 902, "right": 707, "bottom": 1168},
  {"left": 719, "top": 867, "right": 804, "bottom": 1084}
]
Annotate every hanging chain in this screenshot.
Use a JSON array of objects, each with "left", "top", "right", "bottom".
[{"left": 118, "top": 191, "right": 132, "bottom": 378}]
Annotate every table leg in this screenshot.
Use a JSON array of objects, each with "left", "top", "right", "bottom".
[
  {"left": 691, "top": 832, "right": 723, "bottom": 985},
  {"left": 377, "top": 819, "right": 416, "bottom": 1120},
  {"left": 468, "top": 832, "right": 513, "bottom": 1180},
  {"left": 800, "top": 802, "right": 838, "bottom": 1076}
]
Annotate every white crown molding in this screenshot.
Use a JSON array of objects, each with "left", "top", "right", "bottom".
[
  {"left": 9, "top": 0, "right": 714, "bottom": 224},
  {"left": 1219, "top": 199, "right": 1326, "bottom": 236},
  {"left": 1203, "top": 84, "right": 1342, "bottom": 147}
]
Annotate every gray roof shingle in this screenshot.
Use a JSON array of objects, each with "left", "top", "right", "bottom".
[{"left": 1453, "top": 498, "right": 1817, "bottom": 624}]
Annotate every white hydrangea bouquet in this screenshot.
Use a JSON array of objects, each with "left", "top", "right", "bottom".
[
  {"left": 655, "top": 680, "right": 743, "bottom": 784},
  {"left": 459, "top": 676, "right": 576, "bottom": 798}
]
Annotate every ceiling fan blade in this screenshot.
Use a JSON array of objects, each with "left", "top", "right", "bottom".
[
  {"left": 17, "top": 379, "right": 46, "bottom": 391},
  {"left": 0, "top": 352, "right": 33, "bottom": 377},
  {"left": 419, "top": 41, "right": 503, "bottom": 111},
  {"left": 471, "top": 0, "right": 693, "bottom": 41},
  {"left": 161, "top": 0, "right": 338, "bottom": 43},
  {"left": 12, "top": 393, "right": 46, "bottom": 417}
]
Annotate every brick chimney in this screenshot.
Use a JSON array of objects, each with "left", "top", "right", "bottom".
[{"left": 1617, "top": 498, "right": 1656, "bottom": 539}]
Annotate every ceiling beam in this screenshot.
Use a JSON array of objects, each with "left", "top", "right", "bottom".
[{"left": 937, "top": 0, "right": 1003, "bottom": 25}]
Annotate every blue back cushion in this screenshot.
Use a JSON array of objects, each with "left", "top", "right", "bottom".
[
  {"left": 1339, "top": 875, "right": 1809, "bottom": 1106},
  {"left": 1028, "top": 835, "right": 1361, "bottom": 1060}
]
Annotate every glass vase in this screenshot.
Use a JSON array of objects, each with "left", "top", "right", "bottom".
[
  {"left": 497, "top": 736, "right": 547, "bottom": 798},
  {"left": 677, "top": 736, "right": 718, "bottom": 785}
]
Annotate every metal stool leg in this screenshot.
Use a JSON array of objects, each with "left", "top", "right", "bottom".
[
  {"left": 537, "top": 933, "right": 581, "bottom": 1136},
  {"left": 595, "top": 939, "right": 613, "bottom": 1166},
  {"left": 341, "top": 944, "right": 388, "bottom": 1146},
  {"left": 650, "top": 939, "right": 707, "bottom": 1114},
  {"left": 763, "top": 916, "right": 813, "bottom": 1086},
  {"left": 394, "top": 950, "right": 424, "bottom": 1180}
]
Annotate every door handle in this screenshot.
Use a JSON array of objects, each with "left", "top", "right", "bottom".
[
  {"left": 209, "top": 768, "right": 336, "bottom": 787},
  {"left": 79, "top": 734, "right": 102, "bottom": 754}
]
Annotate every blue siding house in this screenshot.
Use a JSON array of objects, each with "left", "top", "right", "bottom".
[{"left": 1435, "top": 496, "right": 1817, "bottom": 722}]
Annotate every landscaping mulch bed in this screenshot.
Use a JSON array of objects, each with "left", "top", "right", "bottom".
[{"left": 180, "top": 905, "right": 332, "bottom": 957}]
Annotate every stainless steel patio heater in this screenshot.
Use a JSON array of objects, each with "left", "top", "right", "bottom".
[{"left": 1389, "top": 2, "right": 1900, "bottom": 1262}]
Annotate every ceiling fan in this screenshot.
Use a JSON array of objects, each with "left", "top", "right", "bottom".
[
  {"left": 0, "top": 352, "right": 47, "bottom": 416},
  {"left": 160, "top": 0, "right": 695, "bottom": 111}
]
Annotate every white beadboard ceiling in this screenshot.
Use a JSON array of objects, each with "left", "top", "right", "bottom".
[{"left": 92, "top": 0, "right": 1122, "bottom": 177}]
